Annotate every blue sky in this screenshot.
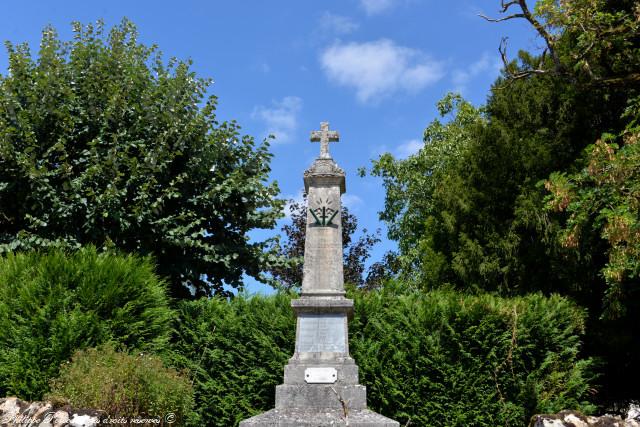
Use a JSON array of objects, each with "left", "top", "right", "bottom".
[{"left": 0, "top": 0, "right": 539, "bottom": 293}]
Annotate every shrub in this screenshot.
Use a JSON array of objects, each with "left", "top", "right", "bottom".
[
  {"left": 169, "top": 288, "right": 595, "bottom": 426},
  {"left": 47, "top": 343, "right": 194, "bottom": 425},
  {"left": 168, "top": 292, "right": 295, "bottom": 426},
  {"left": 351, "top": 288, "right": 596, "bottom": 426},
  {"left": 0, "top": 247, "right": 174, "bottom": 400}
]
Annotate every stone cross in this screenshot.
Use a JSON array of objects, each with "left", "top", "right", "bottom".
[{"left": 310, "top": 122, "right": 339, "bottom": 159}]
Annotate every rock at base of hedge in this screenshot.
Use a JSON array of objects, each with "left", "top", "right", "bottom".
[
  {"left": 0, "top": 397, "right": 105, "bottom": 427},
  {"left": 529, "top": 409, "right": 640, "bottom": 427}
]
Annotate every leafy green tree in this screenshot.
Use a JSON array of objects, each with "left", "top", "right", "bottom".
[
  {"left": 545, "top": 104, "right": 640, "bottom": 320},
  {"left": 370, "top": 94, "right": 485, "bottom": 288},
  {"left": 0, "top": 20, "right": 285, "bottom": 297}
]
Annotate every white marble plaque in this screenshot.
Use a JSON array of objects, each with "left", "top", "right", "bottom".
[
  {"left": 297, "top": 314, "right": 346, "bottom": 353},
  {"left": 305, "top": 367, "right": 337, "bottom": 384}
]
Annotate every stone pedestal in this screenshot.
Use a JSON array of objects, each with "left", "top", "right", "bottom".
[{"left": 240, "top": 123, "right": 399, "bottom": 427}]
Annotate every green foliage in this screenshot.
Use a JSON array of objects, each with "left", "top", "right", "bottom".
[
  {"left": 167, "top": 293, "right": 295, "bottom": 427},
  {"left": 370, "top": 94, "right": 485, "bottom": 287},
  {"left": 0, "top": 247, "right": 174, "bottom": 400},
  {"left": 368, "top": 0, "right": 639, "bottom": 407},
  {"left": 545, "top": 113, "right": 640, "bottom": 320},
  {"left": 0, "top": 19, "right": 285, "bottom": 297},
  {"left": 351, "top": 288, "right": 595, "bottom": 426},
  {"left": 534, "top": 0, "right": 640, "bottom": 85},
  {"left": 47, "top": 343, "right": 194, "bottom": 425},
  {"left": 168, "top": 291, "right": 594, "bottom": 426}
]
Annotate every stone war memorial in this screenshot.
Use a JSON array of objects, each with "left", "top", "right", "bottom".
[{"left": 240, "top": 123, "right": 399, "bottom": 427}]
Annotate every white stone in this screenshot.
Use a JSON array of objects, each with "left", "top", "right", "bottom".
[
  {"left": 628, "top": 404, "right": 640, "bottom": 421},
  {"left": 0, "top": 397, "right": 21, "bottom": 424},
  {"left": 563, "top": 414, "right": 588, "bottom": 427}
]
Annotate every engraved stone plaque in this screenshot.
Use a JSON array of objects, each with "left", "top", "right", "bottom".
[
  {"left": 304, "top": 367, "right": 337, "bottom": 384},
  {"left": 297, "top": 314, "right": 346, "bottom": 353}
]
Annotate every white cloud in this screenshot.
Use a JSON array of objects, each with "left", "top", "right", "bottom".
[
  {"left": 395, "top": 139, "right": 422, "bottom": 158},
  {"left": 320, "top": 39, "right": 444, "bottom": 103},
  {"left": 342, "top": 194, "right": 364, "bottom": 210},
  {"left": 359, "top": 0, "right": 396, "bottom": 15},
  {"left": 319, "top": 12, "right": 359, "bottom": 35},
  {"left": 251, "top": 96, "right": 303, "bottom": 143},
  {"left": 451, "top": 53, "right": 501, "bottom": 94}
]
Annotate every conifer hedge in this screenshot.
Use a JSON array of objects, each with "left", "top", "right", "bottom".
[
  {"left": 0, "top": 247, "right": 173, "bottom": 400},
  {"left": 170, "top": 288, "right": 595, "bottom": 426},
  {"left": 0, "top": 247, "right": 595, "bottom": 425}
]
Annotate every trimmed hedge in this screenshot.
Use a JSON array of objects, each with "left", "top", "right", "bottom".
[
  {"left": 0, "top": 247, "right": 595, "bottom": 426},
  {"left": 170, "top": 288, "right": 595, "bottom": 426},
  {"left": 168, "top": 293, "right": 295, "bottom": 427},
  {"left": 350, "top": 289, "right": 596, "bottom": 426},
  {"left": 0, "top": 247, "right": 174, "bottom": 400}
]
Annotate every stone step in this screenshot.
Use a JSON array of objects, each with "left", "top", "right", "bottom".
[{"left": 240, "top": 408, "right": 400, "bottom": 427}]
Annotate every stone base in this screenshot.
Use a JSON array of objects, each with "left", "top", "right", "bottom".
[
  {"left": 239, "top": 408, "right": 399, "bottom": 427},
  {"left": 275, "top": 384, "right": 367, "bottom": 410}
]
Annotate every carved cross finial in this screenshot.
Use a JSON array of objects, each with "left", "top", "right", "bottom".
[{"left": 310, "top": 122, "right": 339, "bottom": 159}]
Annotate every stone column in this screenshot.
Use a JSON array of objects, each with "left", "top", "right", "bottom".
[{"left": 240, "top": 122, "right": 399, "bottom": 427}]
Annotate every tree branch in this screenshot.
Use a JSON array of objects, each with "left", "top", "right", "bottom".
[
  {"left": 481, "top": 0, "right": 563, "bottom": 80},
  {"left": 500, "top": 0, "right": 520, "bottom": 13},
  {"left": 592, "top": 73, "right": 640, "bottom": 87},
  {"left": 498, "top": 37, "right": 548, "bottom": 82},
  {"left": 516, "top": 0, "right": 562, "bottom": 72},
  {"left": 479, "top": 13, "right": 525, "bottom": 23}
]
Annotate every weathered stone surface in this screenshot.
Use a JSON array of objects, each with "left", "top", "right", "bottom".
[
  {"left": 275, "top": 384, "right": 367, "bottom": 410},
  {"left": 241, "top": 408, "right": 399, "bottom": 427},
  {"left": 297, "top": 314, "right": 347, "bottom": 353},
  {"left": 0, "top": 397, "right": 105, "bottom": 427},
  {"left": 529, "top": 410, "right": 640, "bottom": 427}
]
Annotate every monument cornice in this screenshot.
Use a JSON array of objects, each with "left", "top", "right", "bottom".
[
  {"left": 291, "top": 297, "right": 354, "bottom": 318},
  {"left": 304, "top": 159, "right": 346, "bottom": 193}
]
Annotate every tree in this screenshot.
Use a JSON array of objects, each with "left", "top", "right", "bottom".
[
  {"left": 370, "top": 94, "right": 485, "bottom": 288},
  {"left": 0, "top": 20, "right": 287, "bottom": 297},
  {"left": 545, "top": 105, "right": 640, "bottom": 320},
  {"left": 370, "top": 0, "right": 638, "bottom": 302},
  {"left": 481, "top": 0, "right": 640, "bottom": 86},
  {"left": 267, "top": 193, "right": 391, "bottom": 290},
  {"left": 0, "top": 247, "right": 174, "bottom": 400},
  {"left": 369, "top": 0, "right": 639, "bottom": 409}
]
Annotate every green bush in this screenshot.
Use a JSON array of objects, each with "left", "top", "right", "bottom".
[
  {"left": 170, "top": 289, "right": 595, "bottom": 426},
  {"left": 351, "top": 288, "right": 596, "bottom": 426},
  {"left": 168, "top": 293, "right": 295, "bottom": 427},
  {"left": 0, "top": 247, "right": 174, "bottom": 400},
  {"left": 47, "top": 343, "right": 194, "bottom": 425}
]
